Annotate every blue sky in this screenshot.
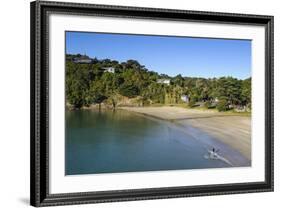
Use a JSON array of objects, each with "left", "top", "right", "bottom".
[{"left": 66, "top": 31, "right": 251, "bottom": 79}]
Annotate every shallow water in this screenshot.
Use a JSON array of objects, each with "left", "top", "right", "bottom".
[{"left": 66, "top": 109, "right": 230, "bottom": 175}]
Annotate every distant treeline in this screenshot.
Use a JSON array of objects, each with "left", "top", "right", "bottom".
[{"left": 66, "top": 54, "right": 251, "bottom": 111}]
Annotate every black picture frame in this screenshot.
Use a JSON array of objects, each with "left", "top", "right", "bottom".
[{"left": 30, "top": 0, "right": 274, "bottom": 207}]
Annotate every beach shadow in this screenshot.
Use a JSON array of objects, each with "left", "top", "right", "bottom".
[{"left": 18, "top": 197, "right": 29, "bottom": 205}]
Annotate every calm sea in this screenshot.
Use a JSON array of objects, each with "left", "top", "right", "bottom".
[{"left": 65, "top": 109, "right": 229, "bottom": 175}]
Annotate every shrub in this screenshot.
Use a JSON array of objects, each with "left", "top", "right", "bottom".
[
  {"left": 204, "top": 100, "right": 212, "bottom": 109},
  {"left": 216, "top": 99, "right": 229, "bottom": 112}
]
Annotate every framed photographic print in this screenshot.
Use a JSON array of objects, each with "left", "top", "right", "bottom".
[{"left": 30, "top": 0, "right": 274, "bottom": 207}]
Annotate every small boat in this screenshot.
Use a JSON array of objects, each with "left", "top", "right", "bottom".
[
  {"left": 204, "top": 148, "right": 233, "bottom": 166},
  {"left": 207, "top": 150, "right": 220, "bottom": 159}
]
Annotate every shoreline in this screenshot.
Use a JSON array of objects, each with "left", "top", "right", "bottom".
[{"left": 120, "top": 106, "right": 251, "bottom": 161}]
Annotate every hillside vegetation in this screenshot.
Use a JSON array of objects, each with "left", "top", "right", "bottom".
[{"left": 66, "top": 54, "right": 251, "bottom": 111}]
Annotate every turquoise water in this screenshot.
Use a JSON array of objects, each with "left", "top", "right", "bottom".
[{"left": 65, "top": 109, "right": 228, "bottom": 175}]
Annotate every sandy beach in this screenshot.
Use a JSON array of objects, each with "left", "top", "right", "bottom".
[{"left": 120, "top": 106, "right": 251, "bottom": 161}]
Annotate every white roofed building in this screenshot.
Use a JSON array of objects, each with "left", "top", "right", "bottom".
[
  {"left": 157, "top": 79, "right": 170, "bottom": 85},
  {"left": 73, "top": 56, "right": 92, "bottom": 64},
  {"left": 103, "top": 67, "right": 115, "bottom": 73},
  {"left": 181, "top": 95, "right": 189, "bottom": 103}
]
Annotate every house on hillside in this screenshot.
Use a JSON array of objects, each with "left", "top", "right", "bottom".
[
  {"left": 157, "top": 79, "right": 170, "bottom": 85},
  {"left": 73, "top": 56, "right": 92, "bottom": 64},
  {"left": 103, "top": 67, "right": 115, "bottom": 73}
]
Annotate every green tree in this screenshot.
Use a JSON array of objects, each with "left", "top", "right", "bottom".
[
  {"left": 119, "top": 83, "right": 139, "bottom": 98},
  {"left": 241, "top": 78, "right": 251, "bottom": 107},
  {"left": 216, "top": 99, "right": 229, "bottom": 112}
]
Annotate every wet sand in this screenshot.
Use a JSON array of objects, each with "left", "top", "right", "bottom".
[{"left": 120, "top": 106, "right": 251, "bottom": 161}]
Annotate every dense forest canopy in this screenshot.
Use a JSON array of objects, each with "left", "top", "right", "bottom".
[{"left": 66, "top": 54, "right": 251, "bottom": 111}]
